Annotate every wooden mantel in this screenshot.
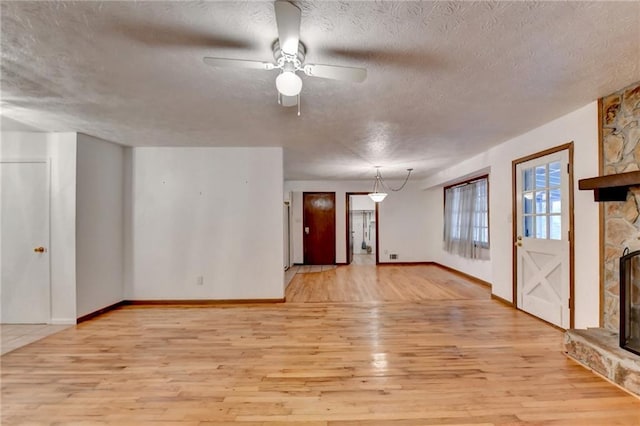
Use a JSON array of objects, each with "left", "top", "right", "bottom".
[{"left": 578, "top": 170, "right": 640, "bottom": 202}]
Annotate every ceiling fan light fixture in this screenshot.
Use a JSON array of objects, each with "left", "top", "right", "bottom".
[{"left": 276, "top": 71, "right": 302, "bottom": 96}]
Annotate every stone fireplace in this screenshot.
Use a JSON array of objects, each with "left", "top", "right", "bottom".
[
  {"left": 564, "top": 81, "right": 640, "bottom": 396},
  {"left": 601, "top": 83, "right": 640, "bottom": 331},
  {"left": 620, "top": 249, "right": 640, "bottom": 355}
]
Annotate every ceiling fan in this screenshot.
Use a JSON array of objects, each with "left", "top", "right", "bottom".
[{"left": 202, "top": 1, "right": 367, "bottom": 115}]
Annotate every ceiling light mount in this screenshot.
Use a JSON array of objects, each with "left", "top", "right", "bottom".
[
  {"left": 273, "top": 40, "right": 306, "bottom": 70},
  {"left": 368, "top": 167, "right": 413, "bottom": 202}
]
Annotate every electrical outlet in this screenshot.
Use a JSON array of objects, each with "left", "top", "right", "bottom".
[
  {"left": 196, "top": 276, "right": 204, "bottom": 286},
  {"left": 390, "top": 254, "right": 398, "bottom": 260}
]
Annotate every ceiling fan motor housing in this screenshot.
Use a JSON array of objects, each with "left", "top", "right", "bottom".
[{"left": 273, "top": 40, "right": 306, "bottom": 72}]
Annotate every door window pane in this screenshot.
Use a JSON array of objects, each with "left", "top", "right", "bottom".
[
  {"left": 523, "top": 168, "right": 534, "bottom": 191},
  {"left": 524, "top": 193, "right": 533, "bottom": 214},
  {"left": 535, "top": 215, "right": 547, "bottom": 239},
  {"left": 535, "top": 165, "right": 547, "bottom": 189},
  {"left": 549, "top": 161, "right": 562, "bottom": 187},
  {"left": 524, "top": 215, "right": 533, "bottom": 238},
  {"left": 535, "top": 191, "right": 547, "bottom": 214},
  {"left": 550, "top": 215, "right": 562, "bottom": 240},
  {"left": 549, "top": 189, "right": 561, "bottom": 213}
]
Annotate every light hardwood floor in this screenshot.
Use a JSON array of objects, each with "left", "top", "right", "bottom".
[
  {"left": 286, "top": 263, "right": 489, "bottom": 302},
  {"left": 1, "top": 264, "right": 638, "bottom": 424}
]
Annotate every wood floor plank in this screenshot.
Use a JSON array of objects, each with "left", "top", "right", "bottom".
[{"left": 2, "top": 265, "right": 639, "bottom": 424}]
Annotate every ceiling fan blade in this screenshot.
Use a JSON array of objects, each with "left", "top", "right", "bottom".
[
  {"left": 203, "top": 57, "right": 275, "bottom": 70},
  {"left": 281, "top": 95, "right": 297, "bottom": 107},
  {"left": 323, "top": 47, "right": 437, "bottom": 70},
  {"left": 303, "top": 64, "right": 367, "bottom": 83},
  {"left": 274, "top": 1, "right": 301, "bottom": 55},
  {"left": 111, "top": 19, "right": 253, "bottom": 50}
]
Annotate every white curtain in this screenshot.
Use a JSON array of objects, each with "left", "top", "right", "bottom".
[{"left": 443, "top": 179, "right": 489, "bottom": 260}]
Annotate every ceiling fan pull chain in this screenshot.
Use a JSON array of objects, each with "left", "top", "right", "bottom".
[{"left": 297, "top": 94, "right": 301, "bottom": 116}]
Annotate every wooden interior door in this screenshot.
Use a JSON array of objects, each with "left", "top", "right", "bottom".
[
  {"left": 303, "top": 192, "right": 336, "bottom": 265},
  {"left": 515, "top": 149, "right": 571, "bottom": 328}
]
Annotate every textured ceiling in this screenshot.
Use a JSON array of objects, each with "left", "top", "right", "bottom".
[{"left": 1, "top": 1, "right": 639, "bottom": 180}]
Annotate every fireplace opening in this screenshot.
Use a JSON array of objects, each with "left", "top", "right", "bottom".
[{"left": 620, "top": 248, "right": 640, "bottom": 356}]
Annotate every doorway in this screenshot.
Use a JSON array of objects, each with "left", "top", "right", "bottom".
[
  {"left": 346, "top": 193, "right": 378, "bottom": 265},
  {"left": 1, "top": 161, "right": 51, "bottom": 324},
  {"left": 303, "top": 192, "right": 336, "bottom": 265},
  {"left": 283, "top": 201, "right": 291, "bottom": 270},
  {"left": 512, "top": 144, "right": 574, "bottom": 329}
]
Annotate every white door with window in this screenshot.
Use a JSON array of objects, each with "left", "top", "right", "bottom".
[
  {"left": 515, "top": 150, "right": 570, "bottom": 328},
  {"left": 1, "top": 161, "right": 51, "bottom": 323}
]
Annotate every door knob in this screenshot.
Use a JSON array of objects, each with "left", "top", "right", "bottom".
[
  {"left": 34, "top": 246, "right": 46, "bottom": 253},
  {"left": 515, "top": 241, "right": 522, "bottom": 247}
]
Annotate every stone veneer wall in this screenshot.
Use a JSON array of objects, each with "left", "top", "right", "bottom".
[{"left": 602, "top": 81, "right": 640, "bottom": 331}]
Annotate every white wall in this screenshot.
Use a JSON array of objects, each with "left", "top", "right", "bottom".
[
  {"left": 377, "top": 184, "right": 431, "bottom": 262},
  {"left": 421, "top": 102, "right": 600, "bottom": 328},
  {"left": 1, "top": 131, "right": 78, "bottom": 324},
  {"left": 285, "top": 181, "right": 429, "bottom": 264},
  {"left": 75, "top": 134, "right": 125, "bottom": 317},
  {"left": 128, "top": 147, "right": 284, "bottom": 300}
]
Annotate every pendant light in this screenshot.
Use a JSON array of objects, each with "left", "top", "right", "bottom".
[
  {"left": 368, "top": 167, "right": 413, "bottom": 203},
  {"left": 368, "top": 169, "right": 388, "bottom": 202}
]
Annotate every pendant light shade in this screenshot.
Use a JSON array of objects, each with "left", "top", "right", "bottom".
[{"left": 368, "top": 191, "right": 387, "bottom": 202}]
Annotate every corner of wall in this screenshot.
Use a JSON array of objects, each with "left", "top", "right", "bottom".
[
  {"left": 75, "top": 135, "right": 126, "bottom": 317},
  {"left": 123, "top": 147, "right": 134, "bottom": 300}
]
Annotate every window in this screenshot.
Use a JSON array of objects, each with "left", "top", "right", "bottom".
[
  {"left": 522, "top": 161, "right": 562, "bottom": 240},
  {"left": 443, "top": 176, "right": 489, "bottom": 259}
]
